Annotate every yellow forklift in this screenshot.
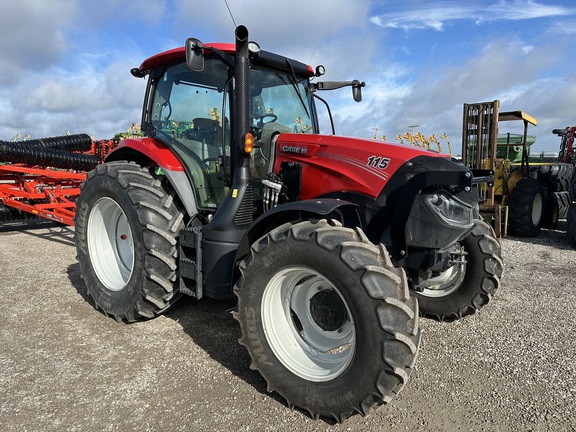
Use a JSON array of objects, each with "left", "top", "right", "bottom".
[{"left": 461, "top": 100, "right": 552, "bottom": 237}]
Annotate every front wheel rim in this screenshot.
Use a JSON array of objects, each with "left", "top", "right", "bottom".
[
  {"left": 87, "top": 197, "right": 134, "bottom": 291},
  {"left": 418, "top": 260, "right": 466, "bottom": 297},
  {"left": 261, "top": 267, "right": 355, "bottom": 382}
]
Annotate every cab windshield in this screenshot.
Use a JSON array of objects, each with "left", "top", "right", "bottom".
[
  {"left": 249, "top": 66, "right": 314, "bottom": 178},
  {"left": 147, "top": 58, "right": 314, "bottom": 210}
]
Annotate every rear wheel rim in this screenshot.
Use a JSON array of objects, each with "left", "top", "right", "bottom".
[
  {"left": 87, "top": 197, "right": 134, "bottom": 291},
  {"left": 261, "top": 267, "right": 355, "bottom": 382},
  {"left": 532, "top": 193, "right": 543, "bottom": 225}
]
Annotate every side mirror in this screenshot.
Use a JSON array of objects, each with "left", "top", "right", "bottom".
[
  {"left": 313, "top": 80, "right": 366, "bottom": 103},
  {"left": 352, "top": 80, "right": 365, "bottom": 103},
  {"left": 185, "top": 38, "right": 204, "bottom": 72}
]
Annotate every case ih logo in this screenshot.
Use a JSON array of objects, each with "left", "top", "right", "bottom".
[{"left": 281, "top": 145, "right": 308, "bottom": 155}]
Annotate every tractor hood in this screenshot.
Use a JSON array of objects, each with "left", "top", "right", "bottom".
[{"left": 273, "top": 133, "right": 453, "bottom": 200}]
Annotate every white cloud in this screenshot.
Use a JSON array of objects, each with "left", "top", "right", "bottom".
[
  {"left": 548, "top": 19, "right": 576, "bottom": 35},
  {"left": 370, "top": 1, "right": 576, "bottom": 31},
  {"left": 2, "top": 59, "right": 145, "bottom": 139},
  {"left": 175, "top": 0, "right": 370, "bottom": 40},
  {"left": 173, "top": 0, "right": 373, "bottom": 66},
  {"left": 0, "top": 0, "right": 78, "bottom": 83},
  {"left": 0, "top": 0, "right": 152, "bottom": 139},
  {"left": 1, "top": 0, "right": 575, "bottom": 154},
  {"left": 76, "top": 0, "right": 168, "bottom": 27},
  {"left": 334, "top": 34, "right": 572, "bottom": 150},
  {"left": 488, "top": 0, "right": 572, "bottom": 20}
]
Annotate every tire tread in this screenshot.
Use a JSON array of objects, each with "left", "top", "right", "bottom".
[
  {"left": 75, "top": 161, "right": 184, "bottom": 322},
  {"left": 234, "top": 219, "right": 420, "bottom": 422}
]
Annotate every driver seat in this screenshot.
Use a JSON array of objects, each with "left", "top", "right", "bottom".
[{"left": 192, "top": 118, "right": 220, "bottom": 145}]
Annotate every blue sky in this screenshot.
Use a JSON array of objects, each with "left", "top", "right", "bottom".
[{"left": 1, "top": 0, "right": 576, "bottom": 154}]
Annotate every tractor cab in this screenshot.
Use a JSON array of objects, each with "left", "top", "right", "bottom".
[
  {"left": 132, "top": 39, "right": 363, "bottom": 216},
  {"left": 137, "top": 43, "right": 317, "bottom": 212}
]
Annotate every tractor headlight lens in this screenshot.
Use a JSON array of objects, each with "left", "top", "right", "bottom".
[{"left": 426, "top": 192, "right": 473, "bottom": 226}]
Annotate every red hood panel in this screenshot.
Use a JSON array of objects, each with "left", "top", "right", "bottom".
[{"left": 274, "top": 134, "right": 449, "bottom": 199}]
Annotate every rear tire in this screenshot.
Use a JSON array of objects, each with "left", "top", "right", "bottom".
[
  {"left": 567, "top": 203, "right": 576, "bottom": 247},
  {"left": 412, "top": 221, "right": 503, "bottom": 322},
  {"left": 542, "top": 193, "right": 560, "bottom": 228},
  {"left": 555, "top": 191, "right": 571, "bottom": 219},
  {"left": 75, "top": 161, "right": 185, "bottom": 322},
  {"left": 508, "top": 177, "right": 545, "bottom": 237},
  {"left": 530, "top": 163, "right": 573, "bottom": 192},
  {"left": 234, "top": 219, "right": 420, "bottom": 422}
]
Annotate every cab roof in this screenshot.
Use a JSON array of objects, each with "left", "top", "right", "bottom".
[
  {"left": 137, "top": 42, "right": 314, "bottom": 78},
  {"left": 138, "top": 43, "right": 234, "bottom": 73}
]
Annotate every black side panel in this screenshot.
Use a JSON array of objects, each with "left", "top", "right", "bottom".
[
  {"left": 201, "top": 227, "right": 244, "bottom": 299},
  {"left": 279, "top": 161, "right": 302, "bottom": 202},
  {"left": 367, "top": 155, "right": 477, "bottom": 256}
]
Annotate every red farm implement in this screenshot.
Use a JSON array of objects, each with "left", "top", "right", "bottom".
[
  {"left": 0, "top": 134, "right": 116, "bottom": 225},
  {"left": 554, "top": 126, "right": 576, "bottom": 164}
]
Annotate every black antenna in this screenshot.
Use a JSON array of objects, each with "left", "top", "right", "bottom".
[{"left": 224, "top": 0, "right": 237, "bottom": 27}]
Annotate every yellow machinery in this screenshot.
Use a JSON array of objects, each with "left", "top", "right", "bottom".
[{"left": 462, "top": 100, "right": 542, "bottom": 237}]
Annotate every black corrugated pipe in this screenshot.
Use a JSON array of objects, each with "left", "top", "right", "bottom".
[
  {"left": 9, "top": 133, "right": 93, "bottom": 152},
  {"left": 0, "top": 141, "right": 98, "bottom": 171}
]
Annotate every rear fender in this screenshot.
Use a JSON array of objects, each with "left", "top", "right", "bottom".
[
  {"left": 105, "top": 138, "right": 199, "bottom": 216},
  {"left": 106, "top": 137, "right": 185, "bottom": 171}
]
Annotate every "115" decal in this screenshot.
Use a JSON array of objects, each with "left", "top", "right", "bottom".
[{"left": 367, "top": 155, "right": 391, "bottom": 169}]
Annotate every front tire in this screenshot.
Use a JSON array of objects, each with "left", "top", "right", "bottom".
[
  {"left": 233, "top": 220, "right": 420, "bottom": 422},
  {"left": 75, "top": 162, "right": 185, "bottom": 322},
  {"left": 412, "top": 221, "right": 503, "bottom": 322}
]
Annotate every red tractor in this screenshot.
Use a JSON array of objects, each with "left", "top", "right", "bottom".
[{"left": 75, "top": 26, "right": 502, "bottom": 421}]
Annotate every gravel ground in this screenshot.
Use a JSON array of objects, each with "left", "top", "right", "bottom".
[{"left": 0, "top": 219, "right": 575, "bottom": 431}]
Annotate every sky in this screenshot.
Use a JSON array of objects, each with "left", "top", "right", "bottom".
[{"left": 1, "top": 0, "right": 576, "bottom": 154}]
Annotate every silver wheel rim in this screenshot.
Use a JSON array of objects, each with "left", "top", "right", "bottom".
[
  {"left": 418, "top": 259, "right": 466, "bottom": 297},
  {"left": 87, "top": 197, "right": 134, "bottom": 291},
  {"left": 532, "top": 193, "right": 543, "bottom": 225},
  {"left": 261, "top": 267, "right": 355, "bottom": 382}
]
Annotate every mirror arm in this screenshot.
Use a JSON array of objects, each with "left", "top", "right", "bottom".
[{"left": 313, "top": 80, "right": 365, "bottom": 91}]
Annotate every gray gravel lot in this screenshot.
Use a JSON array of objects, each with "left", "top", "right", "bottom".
[{"left": 1, "top": 219, "right": 575, "bottom": 431}]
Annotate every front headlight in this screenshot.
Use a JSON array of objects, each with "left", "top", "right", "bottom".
[{"left": 426, "top": 192, "right": 473, "bottom": 226}]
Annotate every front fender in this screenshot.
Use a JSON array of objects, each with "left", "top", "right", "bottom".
[{"left": 234, "top": 198, "right": 360, "bottom": 266}]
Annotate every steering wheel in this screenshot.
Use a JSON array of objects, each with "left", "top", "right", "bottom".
[
  {"left": 182, "top": 128, "right": 196, "bottom": 140},
  {"left": 252, "top": 113, "right": 278, "bottom": 126}
]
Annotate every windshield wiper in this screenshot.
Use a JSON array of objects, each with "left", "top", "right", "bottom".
[{"left": 285, "top": 59, "right": 310, "bottom": 119}]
